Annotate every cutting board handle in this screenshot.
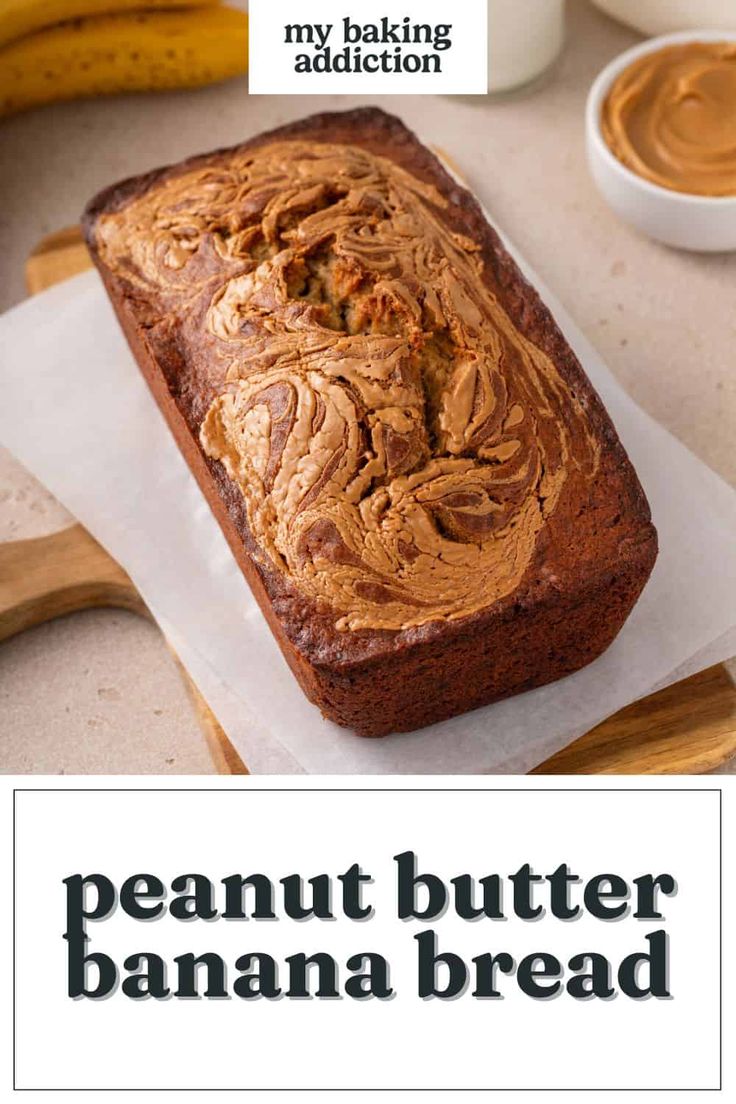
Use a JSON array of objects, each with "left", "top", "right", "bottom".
[
  {"left": 0, "top": 524, "right": 146, "bottom": 644},
  {"left": 0, "top": 522, "right": 247, "bottom": 773}
]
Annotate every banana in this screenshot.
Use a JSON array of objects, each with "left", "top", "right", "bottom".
[
  {"left": 0, "top": 0, "right": 220, "bottom": 49},
  {"left": 0, "top": 7, "right": 248, "bottom": 118}
]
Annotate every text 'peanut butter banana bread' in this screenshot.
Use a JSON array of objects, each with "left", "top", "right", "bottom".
[{"left": 84, "top": 108, "right": 657, "bottom": 738}]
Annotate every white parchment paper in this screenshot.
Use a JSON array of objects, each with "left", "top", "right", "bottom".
[{"left": 1, "top": 247, "right": 735, "bottom": 773}]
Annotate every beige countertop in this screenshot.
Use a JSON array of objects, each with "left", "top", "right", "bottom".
[{"left": 1, "top": 0, "right": 734, "bottom": 774}]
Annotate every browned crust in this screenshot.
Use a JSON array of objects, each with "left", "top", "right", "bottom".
[{"left": 83, "top": 107, "right": 657, "bottom": 736}]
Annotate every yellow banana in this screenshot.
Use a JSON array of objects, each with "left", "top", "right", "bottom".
[
  {"left": 0, "top": 7, "right": 248, "bottom": 118},
  {"left": 0, "top": 0, "right": 220, "bottom": 49}
]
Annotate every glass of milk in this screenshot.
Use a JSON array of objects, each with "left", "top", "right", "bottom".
[{"left": 487, "top": 0, "right": 566, "bottom": 95}]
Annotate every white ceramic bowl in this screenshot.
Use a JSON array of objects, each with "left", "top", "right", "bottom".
[{"left": 585, "top": 30, "right": 736, "bottom": 251}]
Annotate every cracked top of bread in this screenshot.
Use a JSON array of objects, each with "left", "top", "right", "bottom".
[{"left": 84, "top": 107, "right": 656, "bottom": 668}]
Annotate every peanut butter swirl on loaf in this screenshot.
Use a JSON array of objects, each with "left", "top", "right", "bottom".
[
  {"left": 94, "top": 138, "right": 601, "bottom": 632},
  {"left": 85, "top": 110, "right": 657, "bottom": 736}
]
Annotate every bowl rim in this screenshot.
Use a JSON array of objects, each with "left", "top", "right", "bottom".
[{"left": 586, "top": 28, "right": 736, "bottom": 209}]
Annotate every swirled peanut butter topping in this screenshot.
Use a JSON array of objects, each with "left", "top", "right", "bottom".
[
  {"left": 601, "top": 41, "right": 736, "bottom": 196},
  {"left": 95, "top": 140, "right": 599, "bottom": 632}
]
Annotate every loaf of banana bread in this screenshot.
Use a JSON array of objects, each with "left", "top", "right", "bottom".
[{"left": 83, "top": 107, "right": 657, "bottom": 737}]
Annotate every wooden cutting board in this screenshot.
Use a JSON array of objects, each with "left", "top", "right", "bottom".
[{"left": 2, "top": 226, "right": 734, "bottom": 775}]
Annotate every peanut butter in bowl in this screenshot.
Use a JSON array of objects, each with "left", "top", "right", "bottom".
[{"left": 601, "top": 40, "right": 736, "bottom": 197}]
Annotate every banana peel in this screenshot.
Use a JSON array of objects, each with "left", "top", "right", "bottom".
[
  {"left": 0, "top": 6, "right": 249, "bottom": 118},
  {"left": 0, "top": 0, "right": 220, "bottom": 49}
]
